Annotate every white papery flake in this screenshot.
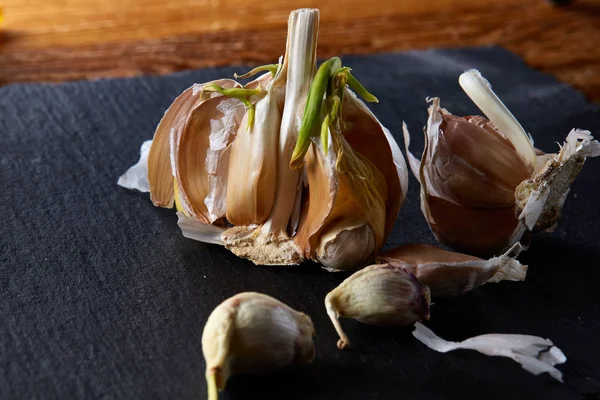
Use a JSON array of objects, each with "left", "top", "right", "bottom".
[
  {"left": 204, "top": 98, "right": 244, "bottom": 222},
  {"left": 117, "top": 140, "right": 152, "bottom": 192},
  {"left": 177, "top": 212, "right": 225, "bottom": 245},
  {"left": 413, "top": 322, "right": 567, "bottom": 382}
]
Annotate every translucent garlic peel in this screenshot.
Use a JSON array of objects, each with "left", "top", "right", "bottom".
[
  {"left": 177, "top": 212, "right": 225, "bottom": 245},
  {"left": 202, "top": 292, "right": 315, "bottom": 399},
  {"left": 413, "top": 322, "right": 566, "bottom": 382},
  {"left": 117, "top": 140, "right": 152, "bottom": 193}
]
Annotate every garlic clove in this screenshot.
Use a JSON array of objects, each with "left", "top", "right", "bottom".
[
  {"left": 224, "top": 64, "right": 286, "bottom": 226},
  {"left": 175, "top": 93, "right": 245, "bottom": 223},
  {"left": 434, "top": 112, "right": 533, "bottom": 207},
  {"left": 260, "top": 8, "right": 320, "bottom": 237},
  {"left": 325, "top": 264, "right": 430, "bottom": 349},
  {"left": 406, "top": 69, "right": 600, "bottom": 257},
  {"left": 377, "top": 243, "right": 527, "bottom": 297},
  {"left": 316, "top": 221, "right": 376, "bottom": 272},
  {"left": 294, "top": 130, "right": 388, "bottom": 271},
  {"left": 147, "top": 79, "right": 240, "bottom": 208},
  {"left": 292, "top": 61, "right": 408, "bottom": 271},
  {"left": 341, "top": 88, "right": 409, "bottom": 237},
  {"left": 202, "top": 292, "right": 315, "bottom": 399}
]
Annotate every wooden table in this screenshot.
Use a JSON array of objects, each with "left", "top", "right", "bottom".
[{"left": 2, "top": 0, "right": 599, "bottom": 102}]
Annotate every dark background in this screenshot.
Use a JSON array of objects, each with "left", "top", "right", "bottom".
[{"left": 1, "top": 47, "right": 599, "bottom": 399}]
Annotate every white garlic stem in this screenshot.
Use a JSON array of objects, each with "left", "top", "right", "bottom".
[
  {"left": 459, "top": 69, "right": 536, "bottom": 165},
  {"left": 262, "top": 8, "right": 319, "bottom": 234}
]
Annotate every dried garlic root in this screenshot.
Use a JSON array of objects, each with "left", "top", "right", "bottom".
[
  {"left": 325, "top": 264, "right": 430, "bottom": 349},
  {"left": 404, "top": 69, "right": 600, "bottom": 257},
  {"left": 202, "top": 292, "right": 315, "bottom": 400},
  {"left": 377, "top": 243, "right": 527, "bottom": 297}
]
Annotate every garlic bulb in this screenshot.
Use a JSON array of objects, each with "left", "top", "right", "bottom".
[
  {"left": 118, "top": 8, "right": 408, "bottom": 270},
  {"left": 325, "top": 264, "right": 430, "bottom": 349},
  {"left": 202, "top": 292, "right": 315, "bottom": 400},
  {"left": 405, "top": 69, "right": 600, "bottom": 256},
  {"left": 377, "top": 243, "right": 527, "bottom": 297}
]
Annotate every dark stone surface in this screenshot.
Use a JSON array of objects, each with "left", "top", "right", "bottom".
[{"left": 1, "top": 46, "right": 599, "bottom": 399}]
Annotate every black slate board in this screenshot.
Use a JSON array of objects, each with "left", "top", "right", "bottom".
[{"left": 2, "top": 46, "right": 600, "bottom": 400}]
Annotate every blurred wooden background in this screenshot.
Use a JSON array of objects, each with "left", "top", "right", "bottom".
[{"left": 1, "top": 0, "right": 599, "bottom": 102}]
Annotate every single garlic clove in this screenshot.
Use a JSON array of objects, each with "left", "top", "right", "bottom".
[
  {"left": 224, "top": 77, "right": 284, "bottom": 226},
  {"left": 202, "top": 292, "right": 315, "bottom": 400},
  {"left": 316, "top": 222, "right": 376, "bottom": 272},
  {"left": 175, "top": 91, "right": 246, "bottom": 223},
  {"left": 294, "top": 86, "right": 408, "bottom": 271},
  {"left": 341, "top": 88, "right": 409, "bottom": 238},
  {"left": 294, "top": 132, "right": 387, "bottom": 271},
  {"left": 147, "top": 79, "right": 241, "bottom": 208},
  {"left": 325, "top": 264, "right": 430, "bottom": 349},
  {"left": 405, "top": 70, "right": 600, "bottom": 257},
  {"left": 405, "top": 97, "right": 530, "bottom": 256},
  {"left": 377, "top": 243, "right": 527, "bottom": 297}
]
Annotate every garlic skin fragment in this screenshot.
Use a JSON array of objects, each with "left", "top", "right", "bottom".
[
  {"left": 325, "top": 264, "right": 430, "bottom": 349},
  {"left": 413, "top": 322, "right": 567, "bottom": 382},
  {"left": 117, "top": 140, "right": 152, "bottom": 193},
  {"left": 515, "top": 128, "right": 600, "bottom": 232},
  {"left": 202, "top": 292, "right": 315, "bottom": 400},
  {"left": 405, "top": 70, "right": 600, "bottom": 257},
  {"left": 377, "top": 243, "right": 527, "bottom": 297}
]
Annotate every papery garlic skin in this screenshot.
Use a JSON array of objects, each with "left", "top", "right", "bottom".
[
  {"left": 325, "top": 264, "right": 430, "bottom": 349},
  {"left": 413, "top": 322, "right": 567, "bottom": 382},
  {"left": 202, "top": 292, "right": 315, "bottom": 400},
  {"left": 377, "top": 243, "right": 527, "bottom": 297},
  {"left": 515, "top": 128, "right": 600, "bottom": 232}
]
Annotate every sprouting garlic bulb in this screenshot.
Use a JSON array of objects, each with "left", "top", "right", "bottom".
[
  {"left": 404, "top": 69, "right": 600, "bottom": 257},
  {"left": 202, "top": 292, "right": 315, "bottom": 400},
  {"left": 376, "top": 243, "right": 527, "bottom": 297},
  {"left": 118, "top": 8, "right": 408, "bottom": 271},
  {"left": 325, "top": 264, "right": 430, "bottom": 349}
]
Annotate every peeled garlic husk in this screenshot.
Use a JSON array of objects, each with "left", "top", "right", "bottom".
[
  {"left": 413, "top": 322, "right": 567, "bottom": 382},
  {"left": 325, "top": 264, "right": 430, "bottom": 349},
  {"left": 405, "top": 69, "right": 600, "bottom": 257},
  {"left": 377, "top": 243, "right": 527, "bottom": 297},
  {"left": 118, "top": 8, "right": 409, "bottom": 269},
  {"left": 202, "top": 292, "right": 315, "bottom": 400}
]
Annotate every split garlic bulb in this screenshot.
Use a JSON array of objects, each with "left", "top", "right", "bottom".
[
  {"left": 202, "top": 292, "right": 315, "bottom": 400},
  {"left": 404, "top": 69, "right": 600, "bottom": 257},
  {"left": 119, "top": 8, "right": 408, "bottom": 271}
]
